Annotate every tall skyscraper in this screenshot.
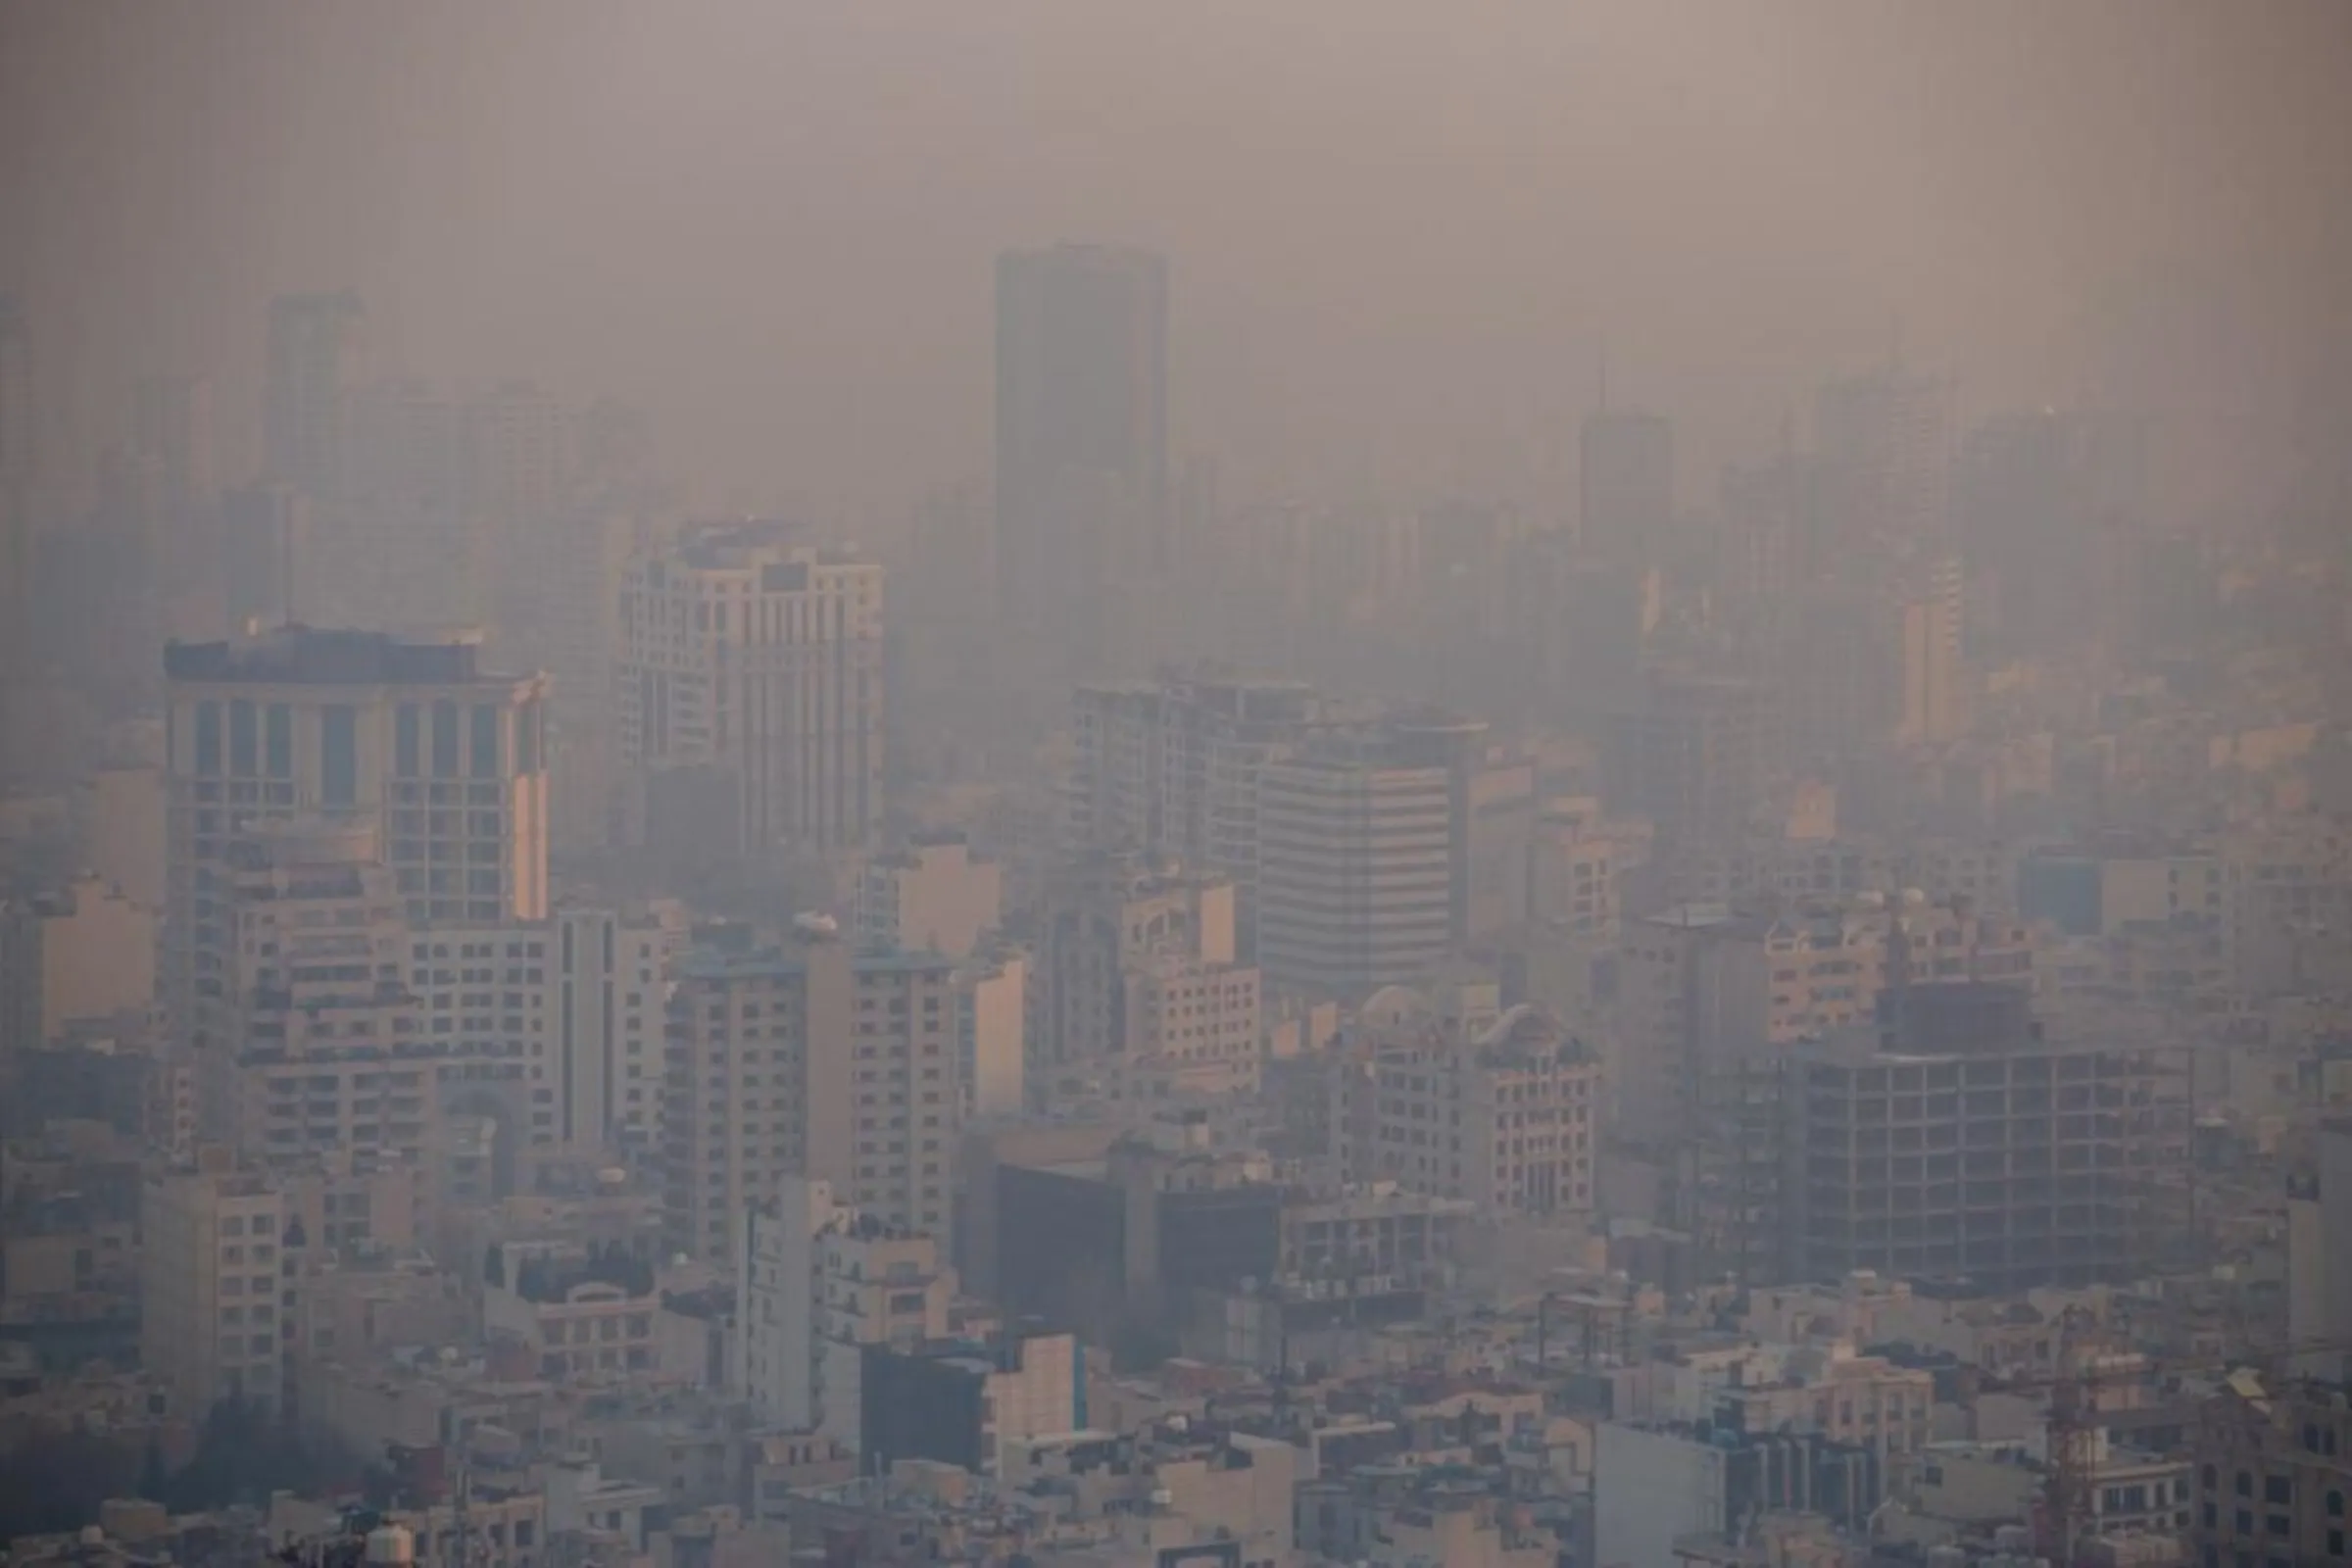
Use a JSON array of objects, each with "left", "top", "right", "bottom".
[
  {"left": 1815, "top": 366, "right": 1954, "bottom": 554},
  {"left": 1898, "top": 556, "right": 1970, "bottom": 746},
  {"left": 163, "top": 627, "right": 551, "bottom": 1030},
  {"left": 617, "top": 521, "right": 885, "bottom": 858},
  {"left": 1579, "top": 408, "right": 1674, "bottom": 570},
  {"left": 262, "top": 292, "right": 365, "bottom": 497},
  {"left": 130, "top": 373, "right": 220, "bottom": 524},
  {"left": 994, "top": 244, "right": 1168, "bottom": 663},
  {"left": 220, "top": 484, "right": 312, "bottom": 630}
]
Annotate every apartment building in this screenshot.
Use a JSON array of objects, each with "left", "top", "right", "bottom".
[
  {"left": 140, "top": 1150, "right": 291, "bottom": 1414},
  {"left": 1334, "top": 998, "right": 1598, "bottom": 1218},
  {"left": 1616, "top": 894, "right": 2035, "bottom": 1152},
  {"left": 405, "top": 902, "right": 683, "bottom": 1152},
  {"left": 2193, "top": 1374, "right": 2352, "bottom": 1567},
  {"left": 198, "top": 818, "right": 439, "bottom": 1177},
  {"left": 1256, "top": 714, "right": 1485, "bottom": 1003},
  {"left": 855, "top": 832, "right": 1002, "bottom": 959},
  {"left": 1032, "top": 852, "right": 1258, "bottom": 1098},
  {"left": 738, "top": 1175, "right": 953, "bottom": 1446},
  {"left": 617, "top": 521, "right": 884, "bottom": 857},
  {"left": 662, "top": 927, "right": 957, "bottom": 1266},
  {"left": 0, "top": 874, "right": 154, "bottom": 1049},
  {"left": 1067, "top": 674, "right": 1326, "bottom": 955},
  {"left": 164, "top": 628, "right": 550, "bottom": 1032}
]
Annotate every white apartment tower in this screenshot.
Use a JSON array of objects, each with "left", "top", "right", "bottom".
[
  {"left": 664, "top": 929, "right": 958, "bottom": 1266},
  {"left": 619, "top": 521, "right": 885, "bottom": 857}
]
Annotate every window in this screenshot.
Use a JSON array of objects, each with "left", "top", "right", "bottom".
[
  {"left": 2267, "top": 1477, "right": 2293, "bottom": 1506},
  {"left": 470, "top": 704, "right": 500, "bottom": 777},
  {"left": 266, "top": 703, "right": 293, "bottom": 777},
  {"left": 230, "top": 699, "right": 258, "bottom": 774},
  {"left": 396, "top": 704, "right": 421, "bottom": 775},
  {"left": 321, "top": 705, "right": 358, "bottom": 806},
  {"left": 432, "top": 700, "right": 460, "bottom": 778},
  {"left": 194, "top": 701, "right": 222, "bottom": 775}
]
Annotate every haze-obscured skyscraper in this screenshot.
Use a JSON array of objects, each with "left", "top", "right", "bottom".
[
  {"left": 617, "top": 521, "right": 885, "bottom": 858},
  {"left": 1816, "top": 366, "right": 1953, "bottom": 554},
  {"left": 994, "top": 244, "right": 1168, "bottom": 662},
  {"left": 262, "top": 291, "right": 365, "bottom": 497},
  {"left": 130, "top": 374, "right": 220, "bottom": 523},
  {"left": 1579, "top": 408, "right": 1673, "bottom": 570}
]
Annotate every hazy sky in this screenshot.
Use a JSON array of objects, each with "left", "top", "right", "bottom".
[{"left": 5, "top": 0, "right": 2348, "bottom": 519}]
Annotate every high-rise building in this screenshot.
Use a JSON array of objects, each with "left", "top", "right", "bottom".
[
  {"left": 141, "top": 1150, "right": 292, "bottom": 1414},
  {"left": 220, "top": 484, "right": 313, "bottom": 631},
  {"left": 994, "top": 244, "right": 1168, "bottom": 662},
  {"left": 332, "top": 378, "right": 473, "bottom": 627},
  {"left": 130, "top": 373, "right": 220, "bottom": 525},
  {"left": 1815, "top": 366, "right": 1953, "bottom": 553},
  {"left": 662, "top": 928, "right": 957, "bottom": 1266},
  {"left": 403, "top": 902, "right": 683, "bottom": 1153},
  {"left": 1032, "top": 852, "right": 1260, "bottom": 1099},
  {"left": 195, "top": 818, "right": 441, "bottom": 1180},
  {"left": 2287, "top": 1118, "right": 2352, "bottom": 1381},
  {"left": 1067, "top": 674, "right": 1326, "bottom": 956},
  {"left": 1334, "top": 1000, "right": 1598, "bottom": 1217},
  {"left": 1779, "top": 982, "right": 2189, "bottom": 1289},
  {"left": 618, "top": 521, "right": 885, "bottom": 858},
  {"left": 1606, "top": 667, "right": 1769, "bottom": 858},
  {"left": 953, "top": 948, "right": 1027, "bottom": 1120},
  {"left": 855, "top": 832, "right": 1002, "bottom": 959},
  {"left": 262, "top": 292, "right": 364, "bottom": 497},
  {"left": 1616, "top": 895, "right": 2036, "bottom": 1155},
  {"left": 163, "top": 627, "right": 551, "bottom": 1030},
  {"left": 1255, "top": 716, "right": 1486, "bottom": 1002},
  {"left": 1580, "top": 408, "right": 1674, "bottom": 570},
  {"left": 737, "top": 1175, "right": 953, "bottom": 1443},
  {"left": 1898, "top": 555, "right": 1970, "bottom": 746},
  {"left": 0, "top": 297, "right": 35, "bottom": 734},
  {"left": 498, "top": 503, "right": 637, "bottom": 852}
]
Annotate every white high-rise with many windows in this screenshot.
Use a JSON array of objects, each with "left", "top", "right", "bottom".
[{"left": 618, "top": 522, "right": 884, "bottom": 856}]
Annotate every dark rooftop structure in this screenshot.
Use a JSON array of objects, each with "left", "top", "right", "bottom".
[{"left": 164, "top": 627, "right": 513, "bottom": 687}]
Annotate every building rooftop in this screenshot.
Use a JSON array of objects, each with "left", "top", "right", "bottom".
[{"left": 164, "top": 627, "right": 523, "bottom": 688}]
